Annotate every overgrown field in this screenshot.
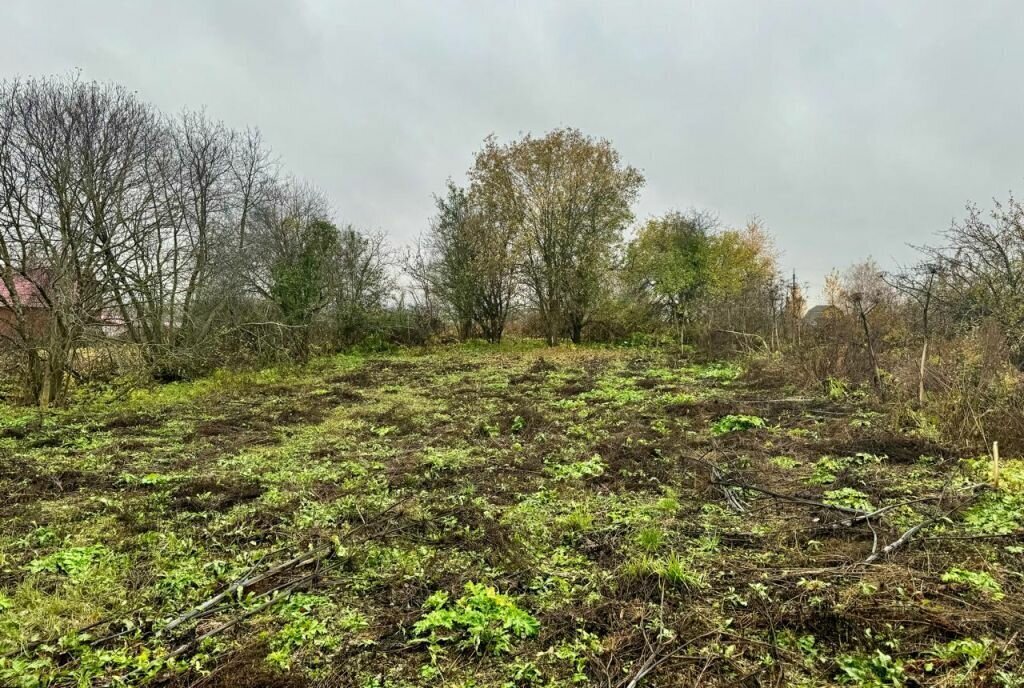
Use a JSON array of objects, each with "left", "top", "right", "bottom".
[{"left": 1, "top": 344, "right": 1022, "bottom": 687}]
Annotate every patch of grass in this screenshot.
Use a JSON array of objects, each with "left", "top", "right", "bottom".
[
  {"left": 809, "top": 452, "right": 883, "bottom": 485},
  {"left": 770, "top": 455, "right": 800, "bottom": 469},
  {"left": 689, "top": 362, "right": 742, "bottom": 383},
  {"left": 545, "top": 454, "right": 607, "bottom": 481},
  {"left": 26, "top": 544, "right": 113, "bottom": 580}
]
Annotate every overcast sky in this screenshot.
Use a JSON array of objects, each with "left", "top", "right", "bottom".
[{"left": 3, "top": 1, "right": 1023, "bottom": 298}]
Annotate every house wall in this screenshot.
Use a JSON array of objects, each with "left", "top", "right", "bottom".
[{"left": 0, "top": 308, "right": 50, "bottom": 346}]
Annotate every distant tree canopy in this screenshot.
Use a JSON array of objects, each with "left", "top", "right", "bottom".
[
  {"left": 0, "top": 73, "right": 808, "bottom": 407},
  {"left": 415, "top": 129, "right": 644, "bottom": 345},
  {"left": 626, "top": 211, "right": 779, "bottom": 345}
]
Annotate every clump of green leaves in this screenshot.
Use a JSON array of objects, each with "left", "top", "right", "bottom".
[
  {"left": 941, "top": 568, "right": 1004, "bottom": 600},
  {"left": 581, "top": 379, "right": 646, "bottom": 406},
  {"left": 927, "top": 637, "right": 993, "bottom": 673},
  {"left": 541, "top": 629, "right": 602, "bottom": 683},
  {"left": 770, "top": 455, "right": 799, "bottom": 470},
  {"left": 266, "top": 594, "right": 361, "bottom": 671},
  {"left": 710, "top": 414, "right": 765, "bottom": 435},
  {"left": 27, "top": 545, "right": 111, "bottom": 580},
  {"left": 836, "top": 649, "right": 905, "bottom": 686},
  {"left": 694, "top": 362, "right": 742, "bottom": 382},
  {"left": 413, "top": 582, "right": 540, "bottom": 656},
  {"left": 963, "top": 493, "right": 1024, "bottom": 534},
  {"left": 827, "top": 377, "right": 850, "bottom": 400},
  {"left": 809, "top": 452, "right": 882, "bottom": 485},
  {"left": 546, "top": 454, "right": 606, "bottom": 481},
  {"left": 823, "top": 488, "right": 875, "bottom": 512}
]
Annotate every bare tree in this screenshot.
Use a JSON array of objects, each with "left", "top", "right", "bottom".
[
  {"left": 919, "top": 196, "right": 1024, "bottom": 363},
  {"left": 887, "top": 262, "right": 941, "bottom": 403},
  {"left": 0, "top": 76, "right": 161, "bottom": 402},
  {"left": 331, "top": 226, "right": 393, "bottom": 345},
  {"left": 0, "top": 74, "right": 391, "bottom": 396}
]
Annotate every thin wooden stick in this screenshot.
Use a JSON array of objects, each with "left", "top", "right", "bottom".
[
  {"left": 161, "top": 544, "right": 330, "bottom": 634},
  {"left": 863, "top": 518, "right": 935, "bottom": 564},
  {"left": 992, "top": 441, "right": 1000, "bottom": 489},
  {"left": 715, "top": 481, "right": 868, "bottom": 517}
]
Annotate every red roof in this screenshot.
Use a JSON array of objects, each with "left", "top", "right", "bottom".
[{"left": 0, "top": 274, "right": 46, "bottom": 308}]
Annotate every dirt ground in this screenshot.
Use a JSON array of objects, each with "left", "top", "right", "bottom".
[{"left": 1, "top": 343, "right": 1022, "bottom": 686}]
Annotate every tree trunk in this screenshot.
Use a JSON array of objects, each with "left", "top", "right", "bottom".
[
  {"left": 918, "top": 337, "right": 928, "bottom": 405},
  {"left": 856, "top": 301, "right": 883, "bottom": 398},
  {"left": 569, "top": 318, "right": 583, "bottom": 345}
]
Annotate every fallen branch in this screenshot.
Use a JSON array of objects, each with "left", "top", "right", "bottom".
[
  {"left": 687, "top": 454, "right": 747, "bottom": 513},
  {"left": 713, "top": 481, "right": 868, "bottom": 517},
  {"left": 161, "top": 546, "right": 329, "bottom": 634},
  {"left": 863, "top": 517, "right": 936, "bottom": 564},
  {"left": 166, "top": 580, "right": 304, "bottom": 660},
  {"left": 161, "top": 495, "right": 413, "bottom": 636},
  {"left": 863, "top": 485, "right": 987, "bottom": 564},
  {"left": 615, "top": 632, "right": 718, "bottom": 688}
]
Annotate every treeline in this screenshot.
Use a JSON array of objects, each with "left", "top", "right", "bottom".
[
  {"left": 0, "top": 76, "right": 394, "bottom": 403},
  {"left": 8, "top": 73, "right": 1023, "bottom": 450},
  {"left": 0, "top": 76, "right": 791, "bottom": 404},
  {"left": 408, "top": 131, "right": 787, "bottom": 348},
  {"left": 791, "top": 194, "right": 1024, "bottom": 453}
]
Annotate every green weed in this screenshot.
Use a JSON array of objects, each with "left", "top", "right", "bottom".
[
  {"left": 710, "top": 414, "right": 765, "bottom": 435},
  {"left": 413, "top": 582, "right": 540, "bottom": 656}
]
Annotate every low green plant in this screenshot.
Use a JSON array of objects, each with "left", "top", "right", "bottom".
[
  {"left": 770, "top": 455, "right": 799, "bottom": 470},
  {"left": 26, "top": 545, "right": 111, "bottom": 580},
  {"left": 778, "top": 631, "right": 822, "bottom": 669},
  {"left": 962, "top": 494, "right": 1024, "bottom": 535},
  {"left": 940, "top": 568, "right": 1004, "bottom": 600},
  {"left": 542, "top": 629, "right": 602, "bottom": 683},
  {"left": 926, "top": 637, "right": 992, "bottom": 673},
  {"left": 710, "top": 414, "right": 765, "bottom": 435},
  {"left": 654, "top": 494, "right": 680, "bottom": 514},
  {"left": 266, "top": 594, "right": 352, "bottom": 671},
  {"left": 546, "top": 454, "right": 606, "bottom": 481},
  {"left": 559, "top": 508, "right": 595, "bottom": 533},
  {"left": 809, "top": 452, "right": 882, "bottom": 485},
  {"left": 580, "top": 378, "right": 646, "bottom": 406},
  {"left": 413, "top": 582, "right": 540, "bottom": 657},
  {"left": 621, "top": 552, "right": 705, "bottom": 591},
  {"left": 823, "top": 488, "right": 874, "bottom": 512},
  {"left": 635, "top": 526, "right": 664, "bottom": 553},
  {"left": 827, "top": 377, "right": 849, "bottom": 400},
  {"left": 661, "top": 553, "right": 704, "bottom": 590},
  {"left": 691, "top": 362, "right": 742, "bottom": 382},
  {"left": 836, "top": 649, "right": 905, "bottom": 686}
]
